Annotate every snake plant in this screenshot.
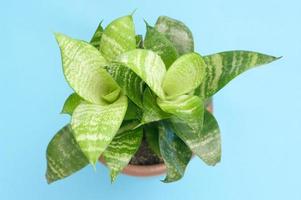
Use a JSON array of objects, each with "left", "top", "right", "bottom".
[{"left": 45, "top": 14, "right": 280, "bottom": 184}]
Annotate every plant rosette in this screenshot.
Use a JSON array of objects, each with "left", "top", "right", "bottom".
[{"left": 45, "top": 14, "right": 280, "bottom": 184}]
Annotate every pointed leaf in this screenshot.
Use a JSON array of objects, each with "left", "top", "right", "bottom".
[
  {"left": 142, "top": 88, "right": 171, "bottom": 124},
  {"left": 100, "top": 15, "right": 136, "bottom": 61},
  {"left": 162, "top": 53, "right": 206, "bottom": 97},
  {"left": 105, "top": 63, "right": 144, "bottom": 107},
  {"left": 144, "top": 24, "right": 178, "bottom": 68},
  {"left": 71, "top": 95, "right": 128, "bottom": 165},
  {"left": 61, "top": 93, "right": 83, "bottom": 115},
  {"left": 90, "top": 22, "right": 104, "bottom": 49},
  {"left": 103, "top": 127, "right": 143, "bottom": 182},
  {"left": 55, "top": 33, "right": 119, "bottom": 105},
  {"left": 158, "top": 122, "right": 192, "bottom": 183},
  {"left": 46, "top": 125, "right": 88, "bottom": 184},
  {"left": 117, "top": 49, "right": 166, "bottom": 99},
  {"left": 155, "top": 16, "right": 194, "bottom": 55},
  {"left": 196, "top": 51, "right": 281, "bottom": 98}
]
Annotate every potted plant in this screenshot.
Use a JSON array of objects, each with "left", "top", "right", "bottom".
[{"left": 46, "top": 14, "right": 280, "bottom": 184}]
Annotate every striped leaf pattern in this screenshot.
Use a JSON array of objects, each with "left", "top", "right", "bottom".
[
  {"left": 158, "top": 95, "right": 211, "bottom": 162},
  {"left": 144, "top": 123, "right": 161, "bottom": 157},
  {"left": 155, "top": 16, "right": 194, "bottom": 55},
  {"left": 162, "top": 53, "right": 206, "bottom": 98},
  {"left": 142, "top": 88, "right": 171, "bottom": 124},
  {"left": 90, "top": 22, "right": 104, "bottom": 49},
  {"left": 100, "top": 15, "right": 136, "bottom": 61},
  {"left": 61, "top": 93, "right": 83, "bottom": 115},
  {"left": 197, "top": 51, "right": 280, "bottom": 98},
  {"left": 124, "top": 100, "right": 142, "bottom": 120},
  {"left": 103, "top": 127, "right": 143, "bottom": 182},
  {"left": 144, "top": 24, "right": 178, "bottom": 68},
  {"left": 158, "top": 122, "right": 192, "bottom": 183},
  {"left": 46, "top": 125, "right": 88, "bottom": 184},
  {"left": 55, "top": 33, "right": 119, "bottom": 105},
  {"left": 105, "top": 63, "right": 144, "bottom": 108},
  {"left": 117, "top": 49, "right": 166, "bottom": 99},
  {"left": 71, "top": 95, "right": 128, "bottom": 165}
]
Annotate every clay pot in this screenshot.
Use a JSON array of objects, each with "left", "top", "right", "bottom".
[{"left": 99, "top": 102, "right": 213, "bottom": 177}]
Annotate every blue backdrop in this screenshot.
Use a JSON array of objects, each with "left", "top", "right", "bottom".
[{"left": 1, "top": 0, "right": 300, "bottom": 199}]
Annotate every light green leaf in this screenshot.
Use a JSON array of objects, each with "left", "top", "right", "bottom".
[
  {"left": 142, "top": 88, "right": 170, "bottom": 124},
  {"left": 55, "top": 33, "right": 119, "bottom": 105},
  {"left": 135, "top": 35, "right": 143, "bottom": 48},
  {"left": 162, "top": 53, "right": 206, "bottom": 97},
  {"left": 105, "top": 63, "right": 144, "bottom": 108},
  {"left": 102, "top": 88, "right": 121, "bottom": 103},
  {"left": 196, "top": 51, "right": 281, "bottom": 98},
  {"left": 61, "top": 93, "right": 83, "bottom": 115},
  {"left": 158, "top": 122, "right": 192, "bottom": 183},
  {"left": 90, "top": 21, "right": 104, "bottom": 49},
  {"left": 158, "top": 95, "right": 210, "bottom": 162},
  {"left": 144, "top": 24, "right": 178, "bottom": 68},
  {"left": 103, "top": 127, "right": 143, "bottom": 182},
  {"left": 100, "top": 15, "right": 136, "bottom": 61},
  {"left": 117, "top": 49, "right": 166, "bottom": 99},
  {"left": 144, "top": 123, "right": 161, "bottom": 157},
  {"left": 46, "top": 125, "right": 88, "bottom": 184},
  {"left": 71, "top": 95, "right": 128, "bottom": 165},
  {"left": 155, "top": 16, "right": 194, "bottom": 55}
]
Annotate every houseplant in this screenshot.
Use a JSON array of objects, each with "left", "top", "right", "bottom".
[{"left": 46, "top": 14, "right": 280, "bottom": 183}]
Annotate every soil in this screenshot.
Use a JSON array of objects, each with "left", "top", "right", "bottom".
[{"left": 130, "top": 135, "right": 163, "bottom": 165}]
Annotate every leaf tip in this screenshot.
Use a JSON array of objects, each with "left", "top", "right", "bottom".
[{"left": 131, "top": 8, "right": 138, "bottom": 16}]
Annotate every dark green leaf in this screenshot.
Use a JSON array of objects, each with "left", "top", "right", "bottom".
[
  {"left": 46, "top": 125, "right": 88, "bottom": 184},
  {"left": 144, "top": 123, "right": 161, "bottom": 157},
  {"left": 196, "top": 51, "right": 281, "bottom": 98},
  {"left": 159, "top": 122, "right": 192, "bottom": 183},
  {"left": 124, "top": 100, "right": 142, "bottom": 120},
  {"left": 155, "top": 16, "right": 194, "bottom": 55},
  {"left": 90, "top": 22, "right": 104, "bottom": 49}
]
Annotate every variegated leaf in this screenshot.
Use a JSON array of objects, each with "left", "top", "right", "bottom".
[
  {"left": 105, "top": 63, "right": 144, "bottom": 108},
  {"left": 163, "top": 53, "right": 206, "bottom": 97},
  {"left": 55, "top": 33, "right": 120, "bottom": 105},
  {"left": 144, "top": 123, "right": 161, "bottom": 157},
  {"left": 144, "top": 24, "right": 178, "bottom": 68},
  {"left": 100, "top": 15, "right": 136, "bottom": 61},
  {"left": 158, "top": 95, "right": 211, "bottom": 163},
  {"left": 103, "top": 127, "right": 143, "bottom": 182},
  {"left": 155, "top": 16, "right": 194, "bottom": 55},
  {"left": 124, "top": 100, "right": 142, "bottom": 120},
  {"left": 90, "top": 21, "right": 104, "bottom": 49},
  {"left": 158, "top": 122, "right": 192, "bottom": 183},
  {"left": 117, "top": 49, "right": 166, "bottom": 99},
  {"left": 196, "top": 51, "right": 280, "bottom": 98},
  {"left": 142, "top": 88, "right": 170, "bottom": 124},
  {"left": 71, "top": 95, "right": 128, "bottom": 165},
  {"left": 46, "top": 125, "right": 88, "bottom": 184},
  {"left": 61, "top": 93, "right": 83, "bottom": 115},
  {"left": 135, "top": 34, "right": 143, "bottom": 48}
]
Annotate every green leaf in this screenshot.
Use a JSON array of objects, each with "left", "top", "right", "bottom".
[
  {"left": 162, "top": 53, "right": 206, "bottom": 97},
  {"left": 100, "top": 15, "right": 136, "bottom": 61},
  {"left": 196, "top": 51, "right": 281, "bottom": 98},
  {"left": 144, "top": 123, "right": 161, "bottom": 157},
  {"left": 158, "top": 95, "right": 212, "bottom": 163},
  {"left": 105, "top": 63, "right": 144, "bottom": 108},
  {"left": 158, "top": 122, "right": 192, "bottom": 183},
  {"left": 90, "top": 21, "right": 104, "bottom": 49},
  {"left": 61, "top": 93, "right": 84, "bottom": 115},
  {"left": 142, "top": 88, "right": 170, "bottom": 124},
  {"left": 55, "top": 33, "right": 119, "bottom": 105},
  {"left": 103, "top": 127, "right": 143, "bottom": 182},
  {"left": 117, "top": 49, "right": 166, "bottom": 99},
  {"left": 155, "top": 16, "right": 194, "bottom": 55},
  {"left": 144, "top": 24, "right": 178, "bottom": 68},
  {"left": 71, "top": 95, "right": 128, "bottom": 165},
  {"left": 124, "top": 100, "right": 142, "bottom": 120},
  {"left": 135, "top": 35, "right": 143, "bottom": 48},
  {"left": 46, "top": 125, "right": 88, "bottom": 184}
]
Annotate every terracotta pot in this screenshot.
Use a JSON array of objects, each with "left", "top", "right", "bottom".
[{"left": 99, "top": 102, "right": 213, "bottom": 177}]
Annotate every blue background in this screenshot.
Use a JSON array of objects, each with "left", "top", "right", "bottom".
[{"left": 1, "top": 0, "right": 300, "bottom": 199}]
